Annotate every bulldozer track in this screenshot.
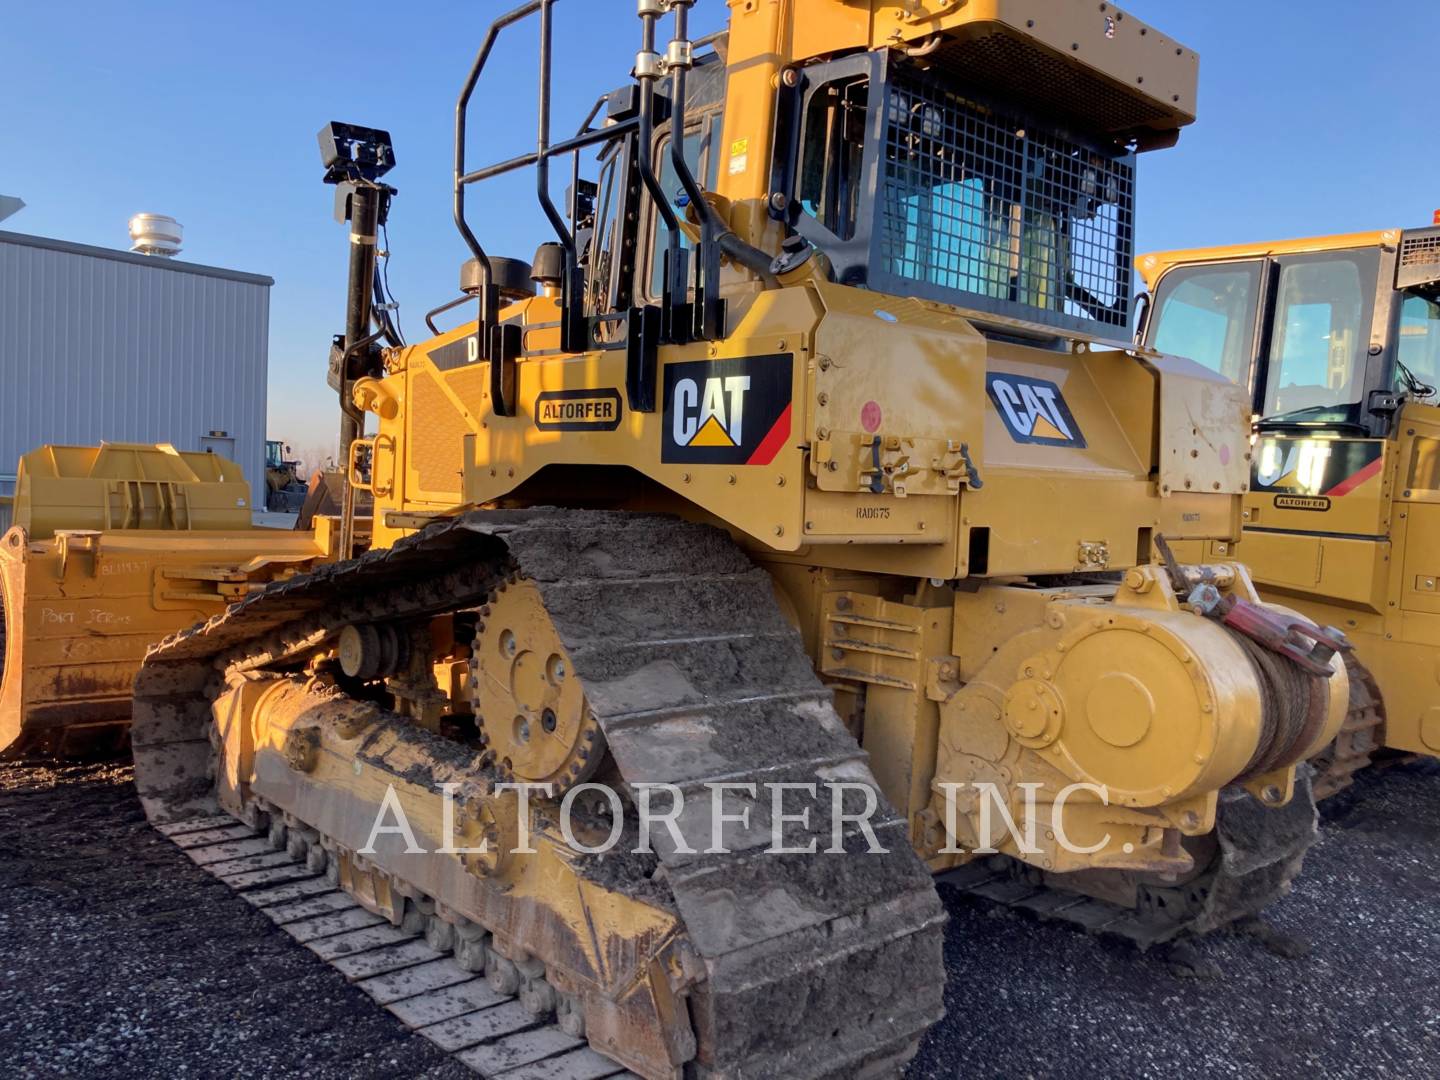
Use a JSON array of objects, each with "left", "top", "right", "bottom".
[
  {"left": 131, "top": 510, "right": 947, "bottom": 1079},
  {"left": 155, "top": 811, "right": 645, "bottom": 1079},
  {"left": 941, "top": 771, "right": 1321, "bottom": 950},
  {"left": 1311, "top": 654, "right": 1386, "bottom": 801}
]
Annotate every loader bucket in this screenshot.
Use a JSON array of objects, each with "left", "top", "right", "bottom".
[
  {"left": 0, "top": 529, "right": 134, "bottom": 755},
  {"left": 0, "top": 444, "right": 330, "bottom": 758}
]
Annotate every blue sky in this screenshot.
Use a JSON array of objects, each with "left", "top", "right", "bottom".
[{"left": 4, "top": 1, "right": 1437, "bottom": 457}]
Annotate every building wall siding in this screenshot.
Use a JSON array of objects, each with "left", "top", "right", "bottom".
[{"left": 0, "top": 231, "right": 272, "bottom": 519}]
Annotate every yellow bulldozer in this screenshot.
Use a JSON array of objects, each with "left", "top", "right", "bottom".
[
  {"left": 1140, "top": 226, "right": 1440, "bottom": 795},
  {"left": 114, "top": 3, "right": 1355, "bottom": 1077},
  {"left": 0, "top": 443, "right": 328, "bottom": 756}
]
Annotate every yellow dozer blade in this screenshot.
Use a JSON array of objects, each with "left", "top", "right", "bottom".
[{"left": 0, "top": 444, "right": 330, "bottom": 756}]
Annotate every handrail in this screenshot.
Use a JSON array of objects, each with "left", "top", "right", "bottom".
[
  {"left": 455, "top": 0, "right": 640, "bottom": 361},
  {"left": 665, "top": 3, "right": 712, "bottom": 237},
  {"left": 453, "top": 0, "right": 543, "bottom": 361},
  {"left": 454, "top": 0, "right": 541, "bottom": 276},
  {"left": 457, "top": 123, "right": 628, "bottom": 187},
  {"left": 535, "top": 0, "right": 572, "bottom": 255},
  {"left": 636, "top": 0, "right": 686, "bottom": 342},
  {"left": 425, "top": 294, "right": 472, "bottom": 336},
  {"left": 448, "top": 0, "right": 757, "bottom": 401},
  {"left": 569, "top": 94, "right": 608, "bottom": 248}
]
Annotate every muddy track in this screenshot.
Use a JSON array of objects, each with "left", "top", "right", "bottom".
[
  {"left": 3, "top": 743, "right": 1437, "bottom": 1077},
  {"left": 1310, "top": 653, "right": 1386, "bottom": 801},
  {"left": 941, "top": 771, "right": 1319, "bottom": 947},
  {"left": 153, "top": 809, "right": 642, "bottom": 1079},
  {"left": 128, "top": 509, "right": 948, "bottom": 1079}
]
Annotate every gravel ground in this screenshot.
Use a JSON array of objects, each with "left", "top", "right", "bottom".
[
  {"left": 0, "top": 761, "right": 471, "bottom": 1080},
  {"left": 0, "top": 758, "right": 1435, "bottom": 1079},
  {"left": 914, "top": 757, "right": 1440, "bottom": 1079}
]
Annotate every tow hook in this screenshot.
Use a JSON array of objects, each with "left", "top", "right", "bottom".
[
  {"left": 1155, "top": 534, "right": 1352, "bottom": 677},
  {"left": 1215, "top": 597, "right": 1352, "bottom": 677}
]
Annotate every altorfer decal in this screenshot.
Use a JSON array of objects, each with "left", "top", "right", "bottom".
[{"left": 534, "top": 388, "right": 623, "bottom": 432}]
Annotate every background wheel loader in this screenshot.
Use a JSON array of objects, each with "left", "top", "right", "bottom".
[
  {"left": 0, "top": 443, "right": 329, "bottom": 757},
  {"left": 263, "top": 440, "right": 309, "bottom": 514},
  {"left": 1140, "top": 226, "right": 1440, "bottom": 796},
  {"left": 128, "top": 3, "right": 1352, "bottom": 1078}
]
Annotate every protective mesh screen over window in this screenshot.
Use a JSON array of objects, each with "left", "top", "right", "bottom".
[
  {"left": 877, "top": 73, "right": 1136, "bottom": 332},
  {"left": 1398, "top": 232, "right": 1440, "bottom": 291}
]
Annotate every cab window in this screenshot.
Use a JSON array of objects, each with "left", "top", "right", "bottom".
[
  {"left": 1260, "top": 250, "right": 1379, "bottom": 420},
  {"left": 646, "top": 120, "right": 717, "bottom": 299},
  {"left": 797, "top": 74, "right": 868, "bottom": 242},
  {"left": 1149, "top": 261, "right": 1262, "bottom": 385},
  {"left": 586, "top": 149, "right": 625, "bottom": 314},
  {"left": 1397, "top": 293, "right": 1440, "bottom": 395}
]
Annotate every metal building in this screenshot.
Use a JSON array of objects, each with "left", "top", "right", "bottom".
[{"left": 0, "top": 229, "right": 273, "bottom": 529}]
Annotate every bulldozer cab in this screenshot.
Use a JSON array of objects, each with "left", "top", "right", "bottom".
[
  {"left": 761, "top": 48, "right": 1143, "bottom": 340},
  {"left": 385, "top": 0, "right": 1238, "bottom": 579},
  {"left": 440, "top": 1, "right": 1199, "bottom": 370},
  {"left": 1140, "top": 229, "right": 1440, "bottom": 761},
  {"left": 1140, "top": 226, "right": 1440, "bottom": 437},
  {"left": 568, "top": 6, "right": 1193, "bottom": 349}
]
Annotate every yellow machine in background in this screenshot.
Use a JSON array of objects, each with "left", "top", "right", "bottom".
[
  {"left": 263, "top": 440, "right": 309, "bottom": 513},
  {"left": 128, "top": 4, "right": 1351, "bottom": 1077},
  {"left": 0, "top": 444, "right": 327, "bottom": 756},
  {"left": 1141, "top": 227, "right": 1440, "bottom": 794}
]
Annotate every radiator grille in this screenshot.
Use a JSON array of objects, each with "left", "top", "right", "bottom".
[{"left": 412, "top": 369, "right": 482, "bottom": 497}]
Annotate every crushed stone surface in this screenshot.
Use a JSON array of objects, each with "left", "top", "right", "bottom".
[
  {"left": 1, "top": 757, "right": 1435, "bottom": 1078},
  {"left": 912, "top": 757, "right": 1440, "bottom": 1078},
  {"left": 0, "top": 761, "right": 471, "bottom": 1080}
]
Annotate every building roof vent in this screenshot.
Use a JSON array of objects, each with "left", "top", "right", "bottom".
[{"left": 128, "top": 213, "right": 183, "bottom": 257}]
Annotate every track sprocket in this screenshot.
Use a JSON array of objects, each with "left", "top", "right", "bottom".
[{"left": 471, "top": 574, "right": 605, "bottom": 792}]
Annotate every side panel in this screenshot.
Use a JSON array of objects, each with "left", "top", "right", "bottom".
[
  {"left": 378, "top": 284, "right": 1241, "bottom": 580},
  {"left": 963, "top": 344, "right": 1238, "bottom": 577},
  {"left": 1360, "top": 628, "right": 1440, "bottom": 756},
  {"left": 1235, "top": 531, "right": 1390, "bottom": 613},
  {"left": 1149, "top": 353, "right": 1253, "bottom": 497},
  {"left": 1247, "top": 436, "right": 1392, "bottom": 538},
  {"left": 458, "top": 287, "right": 821, "bottom": 552}
]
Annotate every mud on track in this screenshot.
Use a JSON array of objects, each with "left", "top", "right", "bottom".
[{"left": 1, "top": 757, "right": 1437, "bottom": 1078}]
